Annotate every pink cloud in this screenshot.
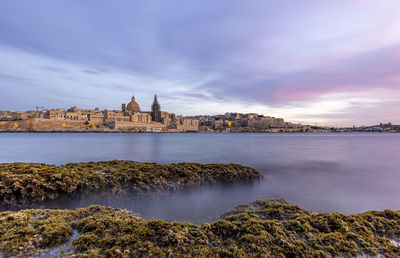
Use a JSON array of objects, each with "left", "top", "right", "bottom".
[{"left": 268, "top": 44, "right": 400, "bottom": 103}]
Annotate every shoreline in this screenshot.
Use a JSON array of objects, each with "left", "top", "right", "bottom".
[
  {"left": 1, "top": 161, "right": 399, "bottom": 256},
  {"left": 0, "top": 130, "right": 398, "bottom": 133},
  {"left": 1, "top": 199, "right": 399, "bottom": 257},
  {"left": 0, "top": 161, "right": 262, "bottom": 209}
]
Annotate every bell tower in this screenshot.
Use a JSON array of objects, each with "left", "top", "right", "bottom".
[{"left": 151, "top": 95, "right": 161, "bottom": 122}]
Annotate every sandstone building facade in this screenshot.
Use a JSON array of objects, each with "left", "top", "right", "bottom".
[
  {"left": 0, "top": 95, "right": 200, "bottom": 132},
  {"left": 0, "top": 96, "right": 313, "bottom": 132}
]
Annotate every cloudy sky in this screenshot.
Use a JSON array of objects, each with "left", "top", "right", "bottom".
[{"left": 1, "top": 1, "right": 400, "bottom": 126}]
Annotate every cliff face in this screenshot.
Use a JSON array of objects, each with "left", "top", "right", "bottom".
[
  {"left": 0, "top": 199, "right": 399, "bottom": 257},
  {"left": 0, "top": 160, "right": 262, "bottom": 208}
]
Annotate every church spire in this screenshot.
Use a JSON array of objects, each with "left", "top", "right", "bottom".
[{"left": 152, "top": 94, "right": 161, "bottom": 122}]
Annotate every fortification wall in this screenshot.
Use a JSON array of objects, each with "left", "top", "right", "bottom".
[
  {"left": 107, "top": 121, "right": 167, "bottom": 130},
  {"left": 177, "top": 124, "right": 199, "bottom": 132},
  {"left": 267, "top": 128, "right": 307, "bottom": 133},
  {"left": 0, "top": 119, "right": 103, "bottom": 131}
]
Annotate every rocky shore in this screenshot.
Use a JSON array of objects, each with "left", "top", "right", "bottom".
[
  {"left": 1, "top": 161, "right": 399, "bottom": 257},
  {"left": 0, "top": 199, "right": 399, "bottom": 257},
  {"left": 0, "top": 161, "right": 262, "bottom": 209}
]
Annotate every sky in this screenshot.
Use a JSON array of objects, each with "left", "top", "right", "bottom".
[{"left": 1, "top": 1, "right": 400, "bottom": 126}]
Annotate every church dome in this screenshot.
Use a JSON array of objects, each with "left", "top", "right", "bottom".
[{"left": 127, "top": 96, "right": 140, "bottom": 112}]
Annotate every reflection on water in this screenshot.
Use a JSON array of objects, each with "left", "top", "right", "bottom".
[
  {"left": 39, "top": 230, "right": 79, "bottom": 258},
  {"left": 0, "top": 133, "right": 399, "bottom": 223}
]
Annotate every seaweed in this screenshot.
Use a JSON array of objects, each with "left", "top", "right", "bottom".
[
  {"left": 0, "top": 199, "right": 399, "bottom": 257},
  {"left": 0, "top": 161, "right": 262, "bottom": 208}
]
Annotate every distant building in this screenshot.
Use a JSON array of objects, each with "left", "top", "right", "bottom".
[
  {"left": 103, "top": 110, "right": 130, "bottom": 122},
  {"left": 46, "top": 109, "right": 66, "bottom": 120},
  {"left": 0, "top": 94, "right": 200, "bottom": 132},
  {"left": 87, "top": 111, "right": 104, "bottom": 122},
  {"left": 125, "top": 96, "right": 140, "bottom": 112},
  {"left": 131, "top": 112, "right": 152, "bottom": 123},
  {"left": 151, "top": 95, "right": 161, "bottom": 122}
]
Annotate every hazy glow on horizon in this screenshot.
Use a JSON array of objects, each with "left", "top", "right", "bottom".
[{"left": 1, "top": 1, "right": 400, "bottom": 126}]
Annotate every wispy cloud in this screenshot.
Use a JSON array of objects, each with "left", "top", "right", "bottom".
[{"left": 0, "top": 1, "right": 400, "bottom": 126}]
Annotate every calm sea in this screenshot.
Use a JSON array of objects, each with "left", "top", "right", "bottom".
[{"left": 0, "top": 133, "right": 399, "bottom": 224}]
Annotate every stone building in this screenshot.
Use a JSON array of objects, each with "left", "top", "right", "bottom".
[
  {"left": 46, "top": 109, "right": 66, "bottom": 120},
  {"left": 0, "top": 94, "right": 201, "bottom": 132},
  {"left": 3, "top": 112, "right": 27, "bottom": 120},
  {"left": 124, "top": 96, "right": 141, "bottom": 112},
  {"left": 168, "top": 116, "right": 199, "bottom": 132},
  {"left": 177, "top": 118, "right": 199, "bottom": 131},
  {"left": 65, "top": 112, "right": 84, "bottom": 121},
  {"left": 103, "top": 110, "right": 131, "bottom": 122},
  {"left": 161, "top": 111, "right": 175, "bottom": 125},
  {"left": 121, "top": 96, "right": 153, "bottom": 124},
  {"left": 248, "top": 118, "right": 269, "bottom": 129},
  {"left": 246, "top": 116, "right": 285, "bottom": 129},
  {"left": 87, "top": 110, "right": 104, "bottom": 122},
  {"left": 151, "top": 95, "right": 161, "bottom": 122},
  {"left": 131, "top": 112, "right": 152, "bottom": 123},
  {"left": 65, "top": 107, "right": 87, "bottom": 121}
]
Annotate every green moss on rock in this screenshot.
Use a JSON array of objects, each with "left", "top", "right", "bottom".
[
  {"left": 0, "top": 161, "right": 262, "bottom": 207},
  {"left": 0, "top": 199, "right": 399, "bottom": 257}
]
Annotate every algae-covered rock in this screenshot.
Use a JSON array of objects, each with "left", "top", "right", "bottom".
[
  {"left": 0, "top": 161, "right": 262, "bottom": 208},
  {"left": 221, "top": 198, "right": 311, "bottom": 221},
  {"left": 0, "top": 199, "right": 399, "bottom": 257}
]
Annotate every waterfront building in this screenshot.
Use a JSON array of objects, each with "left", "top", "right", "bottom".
[{"left": 0, "top": 95, "right": 206, "bottom": 132}]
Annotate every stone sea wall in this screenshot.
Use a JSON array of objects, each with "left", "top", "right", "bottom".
[
  {"left": 0, "top": 119, "right": 103, "bottom": 131},
  {"left": 107, "top": 120, "right": 167, "bottom": 130}
]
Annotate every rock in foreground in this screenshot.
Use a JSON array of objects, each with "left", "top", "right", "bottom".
[
  {"left": 0, "top": 160, "right": 262, "bottom": 208},
  {"left": 0, "top": 199, "right": 399, "bottom": 257}
]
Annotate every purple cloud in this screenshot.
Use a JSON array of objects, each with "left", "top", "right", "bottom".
[{"left": 0, "top": 0, "right": 400, "bottom": 125}]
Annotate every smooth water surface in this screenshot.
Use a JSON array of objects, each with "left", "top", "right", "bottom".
[{"left": 1, "top": 133, "right": 399, "bottom": 224}]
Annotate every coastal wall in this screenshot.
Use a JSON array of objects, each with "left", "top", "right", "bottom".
[
  {"left": 176, "top": 124, "right": 199, "bottom": 132},
  {"left": 0, "top": 119, "right": 306, "bottom": 133},
  {"left": 267, "top": 128, "right": 308, "bottom": 133},
  {"left": 0, "top": 119, "right": 102, "bottom": 131},
  {"left": 107, "top": 121, "right": 167, "bottom": 130}
]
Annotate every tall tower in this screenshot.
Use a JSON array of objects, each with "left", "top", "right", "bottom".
[{"left": 151, "top": 94, "right": 161, "bottom": 122}]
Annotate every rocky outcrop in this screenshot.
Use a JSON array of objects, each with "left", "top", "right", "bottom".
[
  {"left": 0, "top": 199, "right": 399, "bottom": 257},
  {"left": 0, "top": 160, "right": 262, "bottom": 208}
]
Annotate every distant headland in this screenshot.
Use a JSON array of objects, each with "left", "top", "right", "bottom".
[{"left": 0, "top": 95, "right": 399, "bottom": 133}]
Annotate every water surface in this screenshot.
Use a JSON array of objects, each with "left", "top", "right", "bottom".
[{"left": 1, "top": 133, "right": 399, "bottom": 224}]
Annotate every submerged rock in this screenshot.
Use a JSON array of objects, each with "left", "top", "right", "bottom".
[
  {"left": 0, "top": 199, "right": 399, "bottom": 257},
  {"left": 0, "top": 160, "right": 262, "bottom": 208}
]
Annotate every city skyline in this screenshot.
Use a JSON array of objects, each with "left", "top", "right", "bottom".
[{"left": 1, "top": 1, "right": 400, "bottom": 126}]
